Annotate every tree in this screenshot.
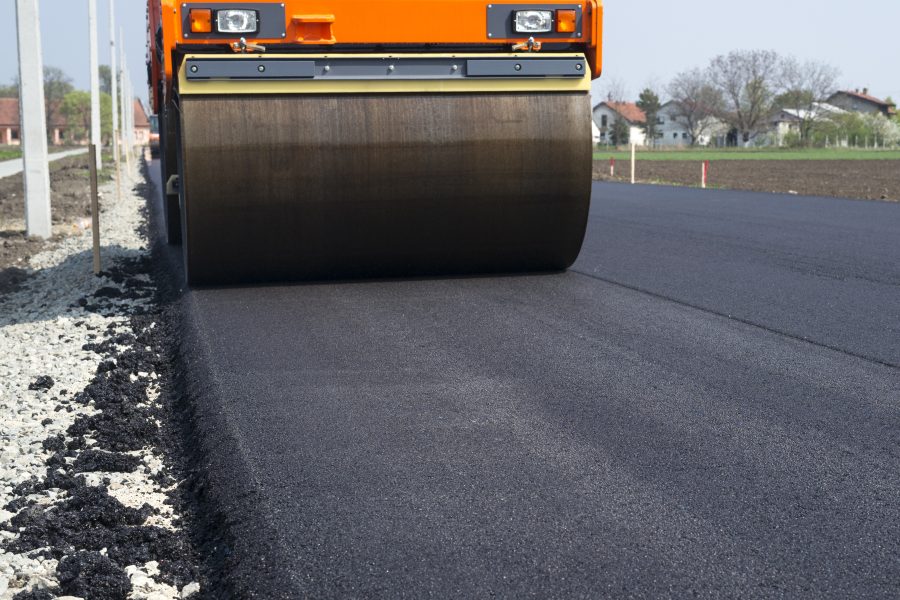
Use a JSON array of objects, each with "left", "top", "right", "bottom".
[
  {"left": 43, "top": 66, "right": 75, "bottom": 141},
  {"left": 596, "top": 76, "right": 630, "bottom": 147},
  {"left": 99, "top": 65, "right": 112, "bottom": 95},
  {"left": 60, "top": 90, "right": 113, "bottom": 143},
  {"left": 60, "top": 90, "right": 91, "bottom": 141},
  {"left": 667, "top": 68, "right": 725, "bottom": 146},
  {"left": 775, "top": 57, "right": 839, "bottom": 145},
  {"left": 636, "top": 88, "right": 661, "bottom": 147},
  {"left": 708, "top": 50, "right": 781, "bottom": 145},
  {"left": 100, "top": 92, "right": 113, "bottom": 143},
  {"left": 610, "top": 116, "right": 630, "bottom": 146},
  {"left": 0, "top": 79, "right": 17, "bottom": 98},
  {"left": 599, "top": 77, "right": 629, "bottom": 104}
]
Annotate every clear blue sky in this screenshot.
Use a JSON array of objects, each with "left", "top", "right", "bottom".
[
  {"left": 2, "top": 1, "right": 898, "bottom": 109},
  {"left": 0, "top": 0, "right": 149, "bottom": 104}
]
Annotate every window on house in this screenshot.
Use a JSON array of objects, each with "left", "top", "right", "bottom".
[
  {"left": 601, "top": 115, "right": 608, "bottom": 127},
  {"left": 673, "top": 133, "right": 678, "bottom": 139},
  {"left": 59, "top": 130, "right": 66, "bottom": 140},
  {"left": 682, "top": 133, "right": 688, "bottom": 139},
  {"left": 600, "top": 132, "right": 606, "bottom": 138},
  {"left": 11, "top": 129, "right": 19, "bottom": 140},
  {"left": 657, "top": 117, "right": 664, "bottom": 125}
]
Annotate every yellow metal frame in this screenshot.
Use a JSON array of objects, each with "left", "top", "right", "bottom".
[{"left": 177, "top": 53, "right": 591, "bottom": 95}]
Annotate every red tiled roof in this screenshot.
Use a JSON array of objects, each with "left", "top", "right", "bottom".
[
  {"left": 0, "top": 98, "right": 19, "bottom": 127},
  {"left": 599, "top": 101, "right": 647, "bottom": 124},
  {"left": 0, "top": 97, "right": 158, "bottom": 129},
  {"left": 0, "top": 97, "right": 69, "bottom": 127},
  {"left": 133, "top": 99, "right": 150, "bottom": 128},
  {"left": 833, "top": 90, "right": 892, "bottom": 108}
]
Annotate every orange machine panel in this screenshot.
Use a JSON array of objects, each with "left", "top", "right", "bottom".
[{"left": 153, "top": 0, "right": 603, "bottom": 88}]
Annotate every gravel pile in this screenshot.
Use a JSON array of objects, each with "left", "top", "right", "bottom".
[{"left": 0, "top": 161, "right": 200, "bottom": 599}]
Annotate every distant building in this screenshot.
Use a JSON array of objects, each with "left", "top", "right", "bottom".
[
  {"left": 592, "top": 101, "right": 647, "bottom": 146},
  {"left": 656, "top": 101, "right": 727, "bottom": 147},
  {"left": 0, "top": 97, "right": 69, "bottom": 145},
  {"left": 133, "top": 99, "right": 150, "bottom": 146},
  {"left": 768, "top": 103, "right": 847, "bottom": 146},
  {"left": 826, "top": 90, "right": 896, "bottom": 118},
  {"left": 0, "top": 97, "right": 152, "bottom": 147},
  {"left": 0, "top": 98, "right": 20, "bottom": 145}
]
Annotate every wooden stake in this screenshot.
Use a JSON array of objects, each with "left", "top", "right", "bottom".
[{"left": 89, "top": 145, "right": 101, "bottom": 275}]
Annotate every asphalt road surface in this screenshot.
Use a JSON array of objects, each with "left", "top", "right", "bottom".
[{"left": 151, "top": 164, "right": 900, "bottom": 598}]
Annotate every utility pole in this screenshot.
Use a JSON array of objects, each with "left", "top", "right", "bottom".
[
  {"left": 15, "top": 0, "right": 52, "bottom": 239},
  {"left": 119, "top": 26, "right": 128, "bottom": 166},
  {"left": 109, "top": 0, "right": 119, "bottom": 169},
  {"left": 88, "top": 0, "right": 101, "bottom": 171}
]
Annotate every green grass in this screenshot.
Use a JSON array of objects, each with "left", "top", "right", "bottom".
[
  {"left": 593, "top": 147, "right": 900, "bottom": 161},
  {"left": 0, "top": 148, "right": 22, "bottom": 161}
]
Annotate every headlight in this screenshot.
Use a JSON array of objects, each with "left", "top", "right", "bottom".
[
  {"left": 216, "top": 9, "right": 258, "bottom": 34},
  {"left": 514, "top": 10, "right": 552, "bottom": 33}
]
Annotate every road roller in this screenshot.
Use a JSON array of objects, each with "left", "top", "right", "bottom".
[{"left": 147, "top": 0, "right": 603, "bottom": 284}]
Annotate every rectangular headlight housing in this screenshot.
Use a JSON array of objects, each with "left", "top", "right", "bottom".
[
  {"left": 514, "top": 10, "right": 553, "bottom": 33},
  {"left": 216, "top": 9, "right": 259, "bottom": 34}
]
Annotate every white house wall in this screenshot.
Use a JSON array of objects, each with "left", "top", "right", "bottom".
[{"left": 592, "top": 105, "right": 647, "bottom": 147}]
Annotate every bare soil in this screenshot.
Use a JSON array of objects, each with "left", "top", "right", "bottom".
[
  {"left": 0, "top": 155, "right": 105, "bottom": 293},
  {"left": 593, "top": 159, "right": 900, "bottom": 202}
]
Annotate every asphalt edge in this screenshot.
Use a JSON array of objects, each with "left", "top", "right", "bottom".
[{"left": 143, "top": 157, "right": 304, "bottom": 599}]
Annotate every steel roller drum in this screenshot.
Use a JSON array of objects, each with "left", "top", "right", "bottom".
[{"left": 179, "top": 92, "right": 591, "bottom": 285}]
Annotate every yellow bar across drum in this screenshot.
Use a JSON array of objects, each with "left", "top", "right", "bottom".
[{"left": 177, "top": 53, "right": 592, "bottom": 95}]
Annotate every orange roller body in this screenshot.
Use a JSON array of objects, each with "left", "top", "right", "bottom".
[{"left": 147, "top": 0, "right": 603, "bottom": 285}]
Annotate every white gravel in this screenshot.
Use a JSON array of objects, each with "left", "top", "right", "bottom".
[{"left": 0, "top": 159, "right": 198, "bottom": 599}]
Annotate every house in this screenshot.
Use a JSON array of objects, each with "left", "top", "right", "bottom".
[
  {"left": 767, "top": 103, "right": 846, "bottom": 146},
  {"left": 1, "top": 97, "right": 74, "bottom": 146},
  {"left": 592, "top": 101, "right": 646, "bottom": 147},
  {"left": 133, "top": 99, "right": 151, "bottom": 146},
  {"left": 0, "top": 97, "right": 152, "bottom": 147},
  {"left": 656, "top": 101, "right": 728, "bottom": 147},
  {"left": 0, "top": 98, "right": 20, "bottom": 145},
  {"left": 826, "top": 90, "right": 896, "bottom": 118}
]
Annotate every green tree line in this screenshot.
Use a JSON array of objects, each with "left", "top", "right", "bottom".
[{"left": 0, "top": 65, "right": 118, "bottom": 144}]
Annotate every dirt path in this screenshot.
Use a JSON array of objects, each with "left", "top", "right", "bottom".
[
  {"left": 1, "top": 154, "right": 116, "bottom": 293},
  {"left": 593, "top": 159, "right": 900, "bottom": 202}
]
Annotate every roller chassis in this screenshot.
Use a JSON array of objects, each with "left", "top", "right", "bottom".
[{"left": 148, "top": 0, "right": 603, "bottom": 284}]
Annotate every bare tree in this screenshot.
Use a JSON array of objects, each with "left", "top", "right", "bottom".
[
  {"left": 599, "top": 76, "right": 629, "bottom": 103},
  {"left": 775, "top": 57, "right": 840, "bottom": 144},
  {"left": 708, "top": 50, "right": 781, "bottom": 145},
  {"left": 667, "top": 68, "right": 725, "bottom": 146}
]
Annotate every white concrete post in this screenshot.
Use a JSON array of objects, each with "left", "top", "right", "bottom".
[
  {"left": 124, "top": 67, "right": 131, "bottom": 145},
  {"left": 630, "top": 143, "right": 636, "bottom": 185},
  {"left": 119, "top": 26, "right": 127, "bottom": 161},
  {"left": 109, "top": 0, "right": 118, "bottom": 162},
  {"left": 15, "top": 0, "right": 52, "bottom": 239},
  {"left": 123, "top": 65, "right": 134, "bottom": 169},
  {"left": 88, "top": 0, "right": 101, "bottom": 171}
]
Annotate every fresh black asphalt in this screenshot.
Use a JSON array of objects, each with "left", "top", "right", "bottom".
[{"left": 150, "top": 165, "right": 900, "bottom": 598}]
